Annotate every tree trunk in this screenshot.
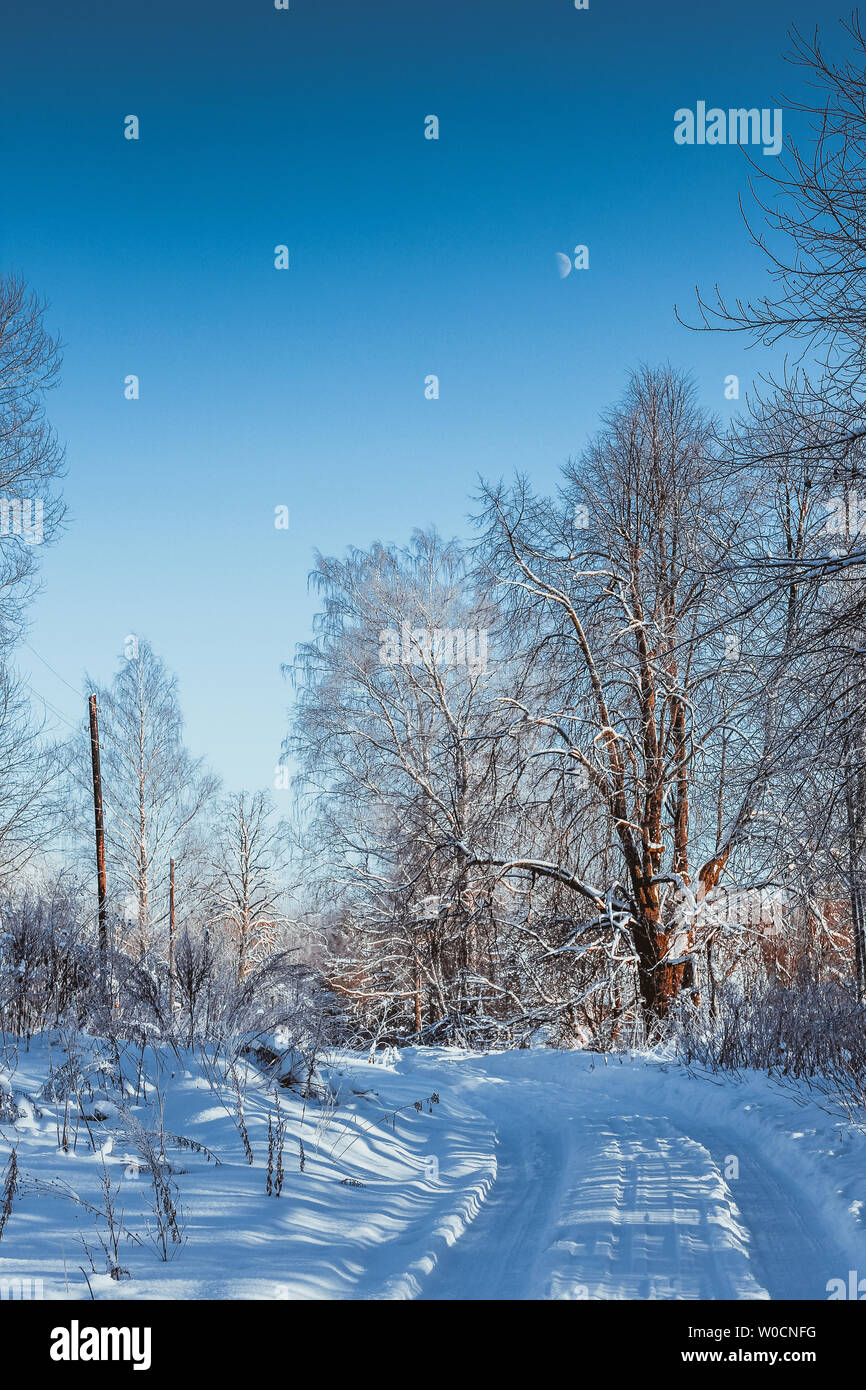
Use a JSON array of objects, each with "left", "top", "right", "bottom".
[{"left": 632, "top": 920, "right": 687, "bottom": 1020}]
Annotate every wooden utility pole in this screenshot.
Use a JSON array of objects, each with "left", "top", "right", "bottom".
[
  {"left": 169, "top": 856, "right": 176, "bottom": 1014},
  {"left": 88, "top": 694, "right": 109, "bottom": 991}
]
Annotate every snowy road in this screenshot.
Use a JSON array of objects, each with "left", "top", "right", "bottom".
[
  {"left": 402, "top": 1053, "right": 862, "bottom": 1301},
  {"left": 2, "top": 1040, "right": 864, "bottom": 1300}
]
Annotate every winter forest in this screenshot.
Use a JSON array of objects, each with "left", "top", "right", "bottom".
[{"left": 3, "top": 5, "right": 866, "bottom": 1318}]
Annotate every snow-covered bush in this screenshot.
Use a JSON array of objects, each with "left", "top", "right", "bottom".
[
  {"left": 673, "top": 972, "right": 866, "bottom": 1087},
  {"left": 0, "top": 885, "right": 98, "bottom": 1035},
  {"left": 0, "top": 883, "right": 334, "bottom": 1055}
]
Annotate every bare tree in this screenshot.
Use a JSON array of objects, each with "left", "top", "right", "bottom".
[
  {"left": 209, "top": 791, "right": 291, "bottom": 983},
  {"left": 289, "top": 531, "right": 539, "bottom": 1042},
  {"left": 477, "top": 367, "right": 773, "bottom": 1024},
  {"left": 68, "top": 640, "right": 218, "bottom": 955},
  {"left": 0, "top": 274, "right": 67, "bottom": 879},
  {"left": 0, "top": 273, "right": 65, "bottom": 645},
  {"left": 0, "top": 668, "right": 61, "bottom": 881},
  {"left": 681, "top": 15, "right": 866, "bottom": 995},
  {"left": 683, "top": 16, "right": 866, "bottom": 435}
]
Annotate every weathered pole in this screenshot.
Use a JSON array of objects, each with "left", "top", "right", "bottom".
[
  {"left": 88, "top": 694, "right": 108, "bottom": 992},
  {"left": 169, "top": 856, "right": 176, "bottom": 1014}
]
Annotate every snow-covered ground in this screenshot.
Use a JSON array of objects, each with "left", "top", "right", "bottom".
[{"left": 0, "top": 1036, "right": 864, "bottom": 1300}]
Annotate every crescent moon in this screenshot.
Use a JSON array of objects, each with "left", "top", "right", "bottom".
[{"left": 555, "top": 252, "right": 572, "bottom": 279}]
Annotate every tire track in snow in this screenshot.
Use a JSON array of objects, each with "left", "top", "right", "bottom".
[
  {"left": 660, "top": 1105, "right": 855, "bottom": 1300},
  {"left": 413, "top": 1058, "right": 853, "bottom": 1300},
  {"left": 534, "top": 1114, "right": 767, "bottom": 1300},
  {"left": 417, "top": 1074, "right": 573, "bottom": 1300}
]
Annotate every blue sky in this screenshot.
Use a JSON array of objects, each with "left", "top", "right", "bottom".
[{"left": 0, "top": 0, "right": 828, "bottom": 792}]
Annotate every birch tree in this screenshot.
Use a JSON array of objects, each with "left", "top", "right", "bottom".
[
  {"left": 478, "top": 366, "right": 771, "bottom": 1024},
  {"left": 209, "top": 791, "right": 291, "bottom": 983},
  {"left": 0, "top": 273, "right": 66, "bottom": 876},
  {"left": 70, "top": 640, "right": 217, "bottom": 954},
  {"left": 0, "top": 273, "right": 65, "bottom": 644},
  {"left": 290, "top": 532, "right": 534, "bottom": 1042}
]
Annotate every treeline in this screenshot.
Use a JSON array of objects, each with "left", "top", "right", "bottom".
[
  {"left": 0, "top": 634, "right": 314, "bottom": 1042},
  {"left": 290, "top": 17, "right": 866, "bottom": 1048},
  {"left": 291, "top": 366, "right": 862, "bottom": 1046},
  {"left": 2, "top": 18, "right": 866, "bottom": 1062},
  {"left": 0, "top": 276, "right": 310, "bottom": 1043}
]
